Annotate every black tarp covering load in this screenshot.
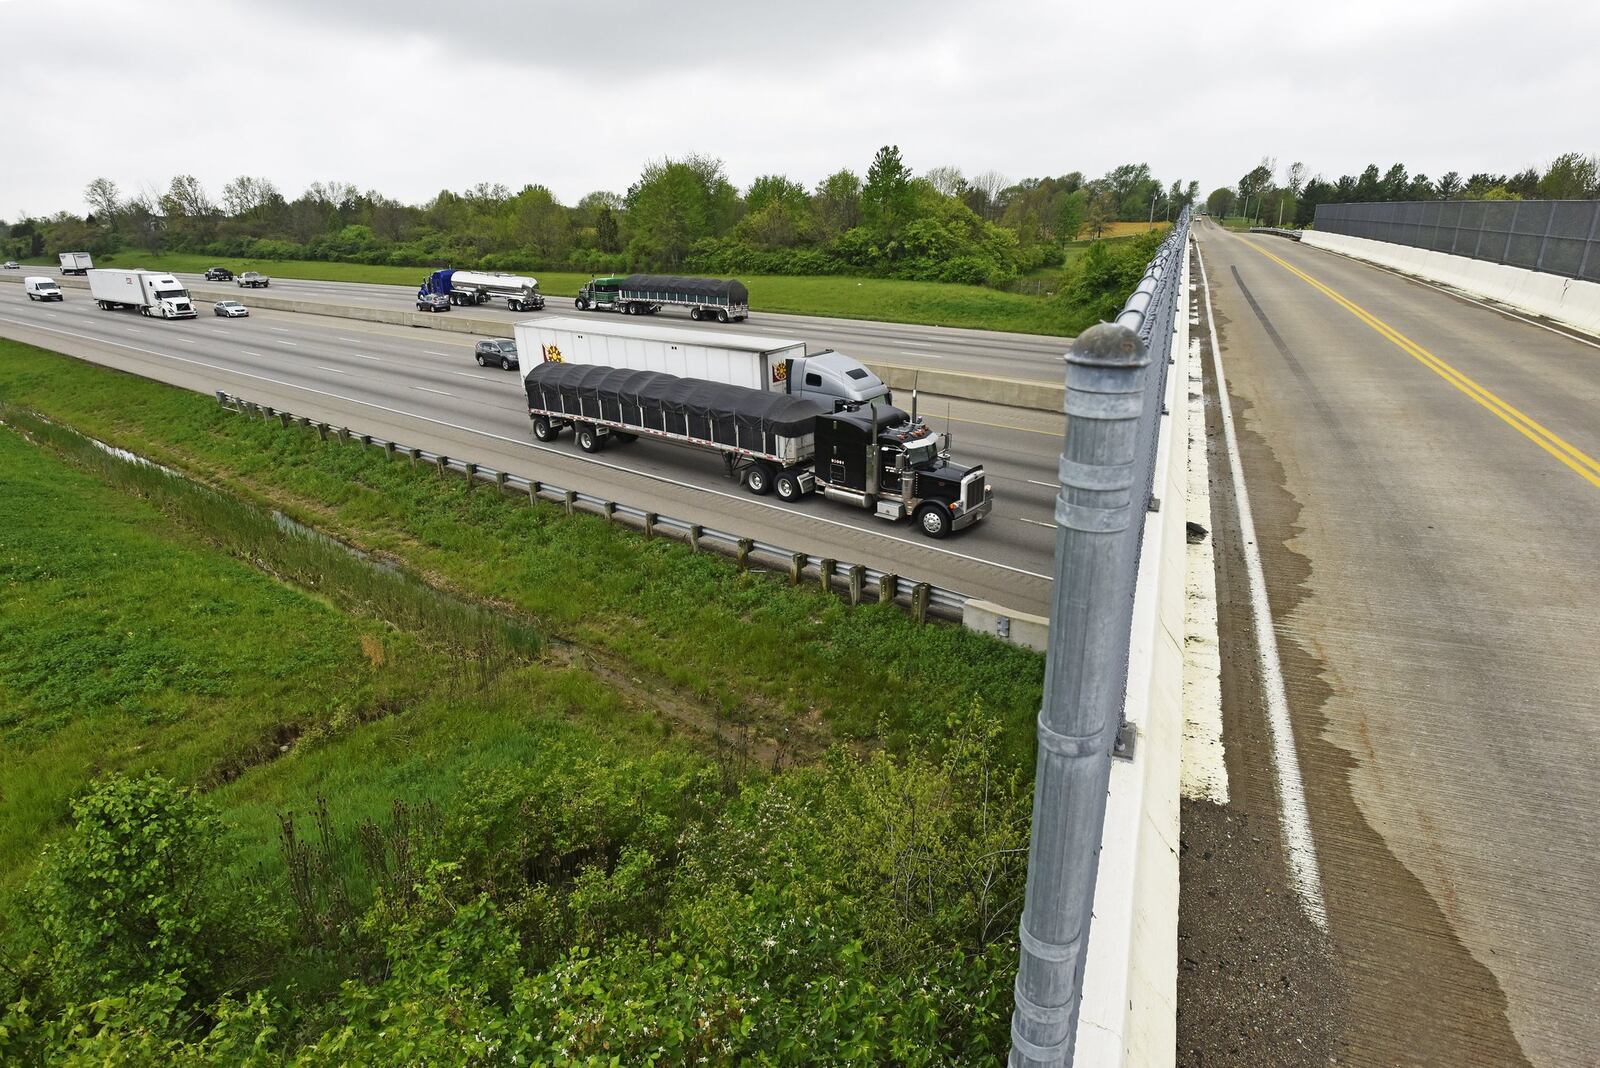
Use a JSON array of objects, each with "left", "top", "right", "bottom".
[
  {"left": 527, "top": 362, "right": 824, "bottom": 456},
  {"left": 620, "top": 274, "right": 749, "bottom": 305}
]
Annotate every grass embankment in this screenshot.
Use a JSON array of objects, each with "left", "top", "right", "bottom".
[
  {"left": 34, "top": 249, "right": 1086, "bottom": 335},
  {"left": 0, "top": 337, "right": 1043, "bottom": 1062}
]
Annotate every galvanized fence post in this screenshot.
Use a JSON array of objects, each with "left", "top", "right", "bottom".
[{"left": 1008, "top": 321, "right": 1153, "bottom": 1066}]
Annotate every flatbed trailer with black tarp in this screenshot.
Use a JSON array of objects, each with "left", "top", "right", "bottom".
[
  {"left": 524, "top": 361, "right": 992, "bottom": 538},
  {"left": 574, "top": 273, "right": 750, "bottom": 322}
]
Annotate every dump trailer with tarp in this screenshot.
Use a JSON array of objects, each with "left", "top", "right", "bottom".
[
  {"left": 524, "top": 361, "right": 992, "bottom": 538},
  {"left": 574, "top": 273, "right": 749, "bottom": 322}
]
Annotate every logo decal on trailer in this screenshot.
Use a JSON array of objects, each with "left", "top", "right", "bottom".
[
  {"left": 544, "top": 344, "right": 563, "bottom": 363},
  {"left": 772, "top": 362, "right": 787, "bottom": 382}
]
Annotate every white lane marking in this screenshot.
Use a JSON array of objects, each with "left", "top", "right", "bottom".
[
  {"left": 316, "top": 366, "right": 347, "bottom": 375},
  {"left": 411, "top": 385, "right": 454, "bottom": 396},
  {"left": 423, "top": 350, "right": 452, "bottom": 357},
  {"left": 900, "top": 351, "right": 944, "bottom": 359},
  {"left": 242, "top": 350, "right": 263, "bottom": 357},
  {"left": 354, "top": 353, "right": 381, "bottom": 361},
  {"left": 338, "top": 337, "right": 362, "bottom": 343},
  {"left": 276, "top": 340, "right": 298, "bottom": 347},
  {"left": 175, "top": 338, "right": 195, "bottom": 345},
  {"left": 1195, "top": 241, "right": 1327, "bottom": 931},
  {"left": 0, "top": 314, "right": 1053, "bottom": 583},
  {"left": 267, "top": 327, "right": 295, "bottom": 334},
  {"left": 1027, "top": 478, "right": 1057, "bottom": 489},
  {"left": 453, "top": 372, "right": 500, "bottom": 382},
  {"left": 1015, "top": 517, "right": 1054, "bottom": 528}
]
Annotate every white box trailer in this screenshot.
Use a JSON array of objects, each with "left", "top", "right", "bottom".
[
  {"left": 87, "top": 268, "right": 197, "bottom": 319},
  {"left": 58, "top": 252, "right": 93, "bottom": 275},
  {"left": 513, "top": 316, "right": 889, "bottom": 408}
]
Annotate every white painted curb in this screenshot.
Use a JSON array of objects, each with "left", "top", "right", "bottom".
[
  {"left": 1299, "top": 230, "right": 1600, "bottom": 336},
  {"left": 1073, "top": 241, "right": 1189, "bottom": 1067}
]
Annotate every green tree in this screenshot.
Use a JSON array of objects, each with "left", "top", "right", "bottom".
[
  {"left": 594, "top": 203, "right": 621, "bottom": 253},
  {"left": 861, "top": 145, "right": 915, "bottom": 240},
  {"left": 1084, "top": 191, "right": 1117, "bottom": 237},
  {"left": 1055, "top": 188, "right": 1087, "bottom": 241},
  {"left": 1538, "top": 152, "right": 1600, "bottom": 199},
  {"left": 1206, "top": 186, "right": 1236, "bottom": 218},
  {"left": 84, "top": 177, "right": 121, "bottom": 228},
  {"left": 1437, "top": 171, "right": 1464, "bottom": 199},
  {"left": 812, "top": 169, "right": 862, "bottom": 239}
]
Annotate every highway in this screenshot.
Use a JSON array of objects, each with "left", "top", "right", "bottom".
[
  {"left": 0, "top": 280, "right": 1064, "bottom": 617},
  {"left": 1189, "top": 218, "right": 1600, "bottom": 1067},
  {"left": 85, "top": 268, "right": 1072, "bottom": 383}
]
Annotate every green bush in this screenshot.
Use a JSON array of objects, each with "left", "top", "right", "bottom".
[{"left": 27, "top": 775, "right": 235, "bottom": 1004}]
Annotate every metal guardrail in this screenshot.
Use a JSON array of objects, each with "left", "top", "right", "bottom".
[
  {"left": 1010, "top": 208, "right": 1192, "bottom": 1067},
  {"left": 214, "top": 391, "right": 967, "bottom": 622},
  {"left": 1247, "top": 226, "right": 1303, "bottom": 240}
]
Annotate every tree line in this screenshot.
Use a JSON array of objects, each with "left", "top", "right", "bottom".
[
  {"left": 3, "top": 149, "right": 1198, "bottom": 289},
  {"left": 1206, "top": 151, "right": 1600, "bottom": 228}
]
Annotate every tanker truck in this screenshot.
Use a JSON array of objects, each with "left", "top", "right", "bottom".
[
  {"left": 419, "top": 269, "right": 545, "bottom": 312},
  {"left": 524, "top": 361, "right": 991, "bottom": 538}
]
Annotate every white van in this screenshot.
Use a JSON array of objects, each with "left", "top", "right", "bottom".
[{"left": 24, "top": 276, "right": 64, "bottom": 302}]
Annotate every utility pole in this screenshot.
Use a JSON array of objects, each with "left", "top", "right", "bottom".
[{"left": 1149, "top": 189, "right": 1158, "bottom": 225}]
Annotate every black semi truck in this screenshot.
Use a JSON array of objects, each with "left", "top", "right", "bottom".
[{"left": 525, "top": 362, "right": 991, "bottom": 538}]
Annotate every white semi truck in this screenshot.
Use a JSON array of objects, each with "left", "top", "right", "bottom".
[
  {"left": 87, "top": 269, "right": 197, "bottom": 319},
  {"left": 58, "top": 252, "right": 94, "bottom": 275},
  {"left": 512, "top": 316, "right": 890, "bottom": 409}
]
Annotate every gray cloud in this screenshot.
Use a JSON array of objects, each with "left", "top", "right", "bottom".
[{"left": 2, "top": 0, "right": 1595, "bottom": 220}]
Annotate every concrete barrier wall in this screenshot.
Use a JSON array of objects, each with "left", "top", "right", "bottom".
[
  {"left": 1299, "top": 230, "right": 1600, "bottom": 335},
  {"left": 0, "top": 272, "right": 1065, "bottom": 411},
  {"left": 1072, "top": 241, "right": 1188, "bottom": 1066}
]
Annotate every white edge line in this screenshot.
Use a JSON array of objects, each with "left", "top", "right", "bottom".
[
  {"left": 315, "top": 366, "right": 347, "bottom": 375},
  {"left": 241, "top": 350, "right": 262, "bottom": 357},
  {"left": 411, "top": 385, "right": 453, "bottom": 396},
  {"left": 354, "top": 354, "right": 381, "bottom": 361},
  {"left": 1194, "top": 241, "right": 1328, "bottom": 932},
  {"left": 0, "top": 314, "right": 1053, "bottom": 583},
  {"left": 1296, "top": 239, "right": 1600, "bottom": 353}
]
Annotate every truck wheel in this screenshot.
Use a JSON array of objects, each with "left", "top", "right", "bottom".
[
  {"left": 915, "top": 503, "right": 952, "bottom": 539},
  {"left": 689, "top": 307, "right": 703, "bottom": 321},
  {"left": 745, "top": 463, "right": 774, "bottom": 496},
  {"left": 532, "top": 416, "right": 558, "bottom": 442},
  {"left": 716, "top": 309, "right": 729, "bottom": 323},
  {"left": 774, "top": 471, "right": 803, "bottom": 501},
  {"left": 576, "top": 424, "right": 604, "bottom": 453}
]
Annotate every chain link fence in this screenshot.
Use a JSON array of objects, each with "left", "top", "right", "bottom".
[{"left": 1314, "top": 199, "right": 1600, "bottom": 282}]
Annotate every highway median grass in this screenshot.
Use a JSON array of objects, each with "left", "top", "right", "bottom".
[{"left": 35, "top": 249, "right": 1082, "bottom": 335}]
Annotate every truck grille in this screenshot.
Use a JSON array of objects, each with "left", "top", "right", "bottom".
[{"left": 963, "top": 471, "right": 985, "bottom": 510}]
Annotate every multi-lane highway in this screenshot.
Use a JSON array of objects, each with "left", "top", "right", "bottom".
[
  {"left": 1188, "top": 218, "right": 1600, "bottom": 1067},
  {"left": 0, "top": 276, "right": 1066, "bottom": 616}
]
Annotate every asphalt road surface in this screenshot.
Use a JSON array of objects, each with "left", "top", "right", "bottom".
[
  {"left": 148, "top": 269, "right": 1071, "bottom": 383},
  {"left": 1189, "top": 218, "right": 1599, "bottom": 1067},
  {"left": 0, "top": 283, "right": 1063, "bottom": 616}
]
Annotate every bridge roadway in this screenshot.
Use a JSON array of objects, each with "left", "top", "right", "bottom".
[
  {"left": 0, "top": 284, "right": 1063, "bottom": 617},
  {"left": 1192, "top": 218, "right": 1599, "bottom": 1067}
]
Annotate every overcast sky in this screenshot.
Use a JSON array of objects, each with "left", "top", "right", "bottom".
[{"left": 3, "top": 0, "right": 1595, "bottom": 218}]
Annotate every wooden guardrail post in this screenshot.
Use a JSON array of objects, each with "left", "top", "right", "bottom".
[
  {"left": 819, "top": 559, "right": 836, "bottom": 591},
  {"left": 463, "top": 462, "right": 477, "bottom": 489},
  {"left": 689, "top": 524, "right": 703, "bottom": 552},
  {"left": 789, "top": 552, "right": 806, "bottom": 585},
  {"left": 644, "top": 512, "right": 658, "bottom": 539},
  {"left": 880, "top": 573, "right": 898, "bottom": 603},
  {"left": 317, "top": 423, "right": 329, "bottom": 441},
  {"left": 736, "top": 538, "right": 753, "bottom": 570},
  {"left": 407, "top": 447, "right": 420, "bottom": 468},
  {"left": 848, "top": 565, "right": 865, "bottom": 605},
  {"left": 564, "top": 490, "right": 576, "bottom": 515},
  {"left": 912, "top": 582, "right": 931, "bottom": 623},
  {"left": 602, "top": 501, "right": 616, "bottom": 523},
  {"left": 435, "top": 456, "right": 447, "bottom": 477}
]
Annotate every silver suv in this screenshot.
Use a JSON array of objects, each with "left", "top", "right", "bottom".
[{"left": 474, "top": 338, "right": 518, "bottom": 369}]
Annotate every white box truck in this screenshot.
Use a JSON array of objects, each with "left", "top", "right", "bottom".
[
  {"left": 513, "top": 316, "right": 889, "bottom": 409},
  {"left": 58, "top": 252, "right": 94, "bottom": 275},
  {"left": 87, "top": 269, "right": 197, "bottom": 319}
]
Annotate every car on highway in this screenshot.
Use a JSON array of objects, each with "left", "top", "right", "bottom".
[
  {"left": 474, "top": 338, "right": 519, "bottom": 369},
  {"left": 237, "top": 271, "right": 270, "bottom": 289},
  {"left": 2, "top": 261, "right": 19, "bottom": 270},
  {"left": 24, "top": 276, "right": 64, "bottom": 301},
  {"left": 213, "top": 300, "right": 249, "bottom": 318},
  {"left": 204, "top": 266, "right": 234, "bottom": 281},
  {"left": 416, "top": 292, "right": 450, "bottom": 313}
]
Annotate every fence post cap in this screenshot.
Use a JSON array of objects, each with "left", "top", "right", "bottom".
[{"left": 1067, "top": 322, "right": 1147, "bottom": 369}]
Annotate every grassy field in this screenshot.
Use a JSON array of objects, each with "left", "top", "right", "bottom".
[
  {"left": 0, "top": 338, "right": 1045, "bottom": 758},
  {"left": 0, "top": 342, "right": 1038, "bottom": 1060},
  {"left": 25, "top": 250, "right": 1082, "bottom": 335}
]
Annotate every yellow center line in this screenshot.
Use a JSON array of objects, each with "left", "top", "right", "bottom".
[{"left": 1238, "top": 237, "right": 1600, "bottom": 489}]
